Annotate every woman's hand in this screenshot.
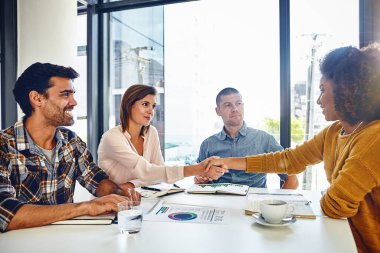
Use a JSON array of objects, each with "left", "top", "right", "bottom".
[
  {"left": 119, "top": 182, "right": 141, "bottom": 202},
  {"left": 204, "top": 158, "right": 226, "bottom": 172},
  {"left": 199, "top": 156, "right": 228, "bottom": 180}
]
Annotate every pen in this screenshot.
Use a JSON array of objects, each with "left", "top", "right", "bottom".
[
  {"left": 173, "top": 184, "right": 180, "bottom": 188},
  {"left": 141, "top": 186, "right": 161, "bottom": 192}
]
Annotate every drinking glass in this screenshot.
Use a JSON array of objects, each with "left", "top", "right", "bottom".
[{"left": 117, "top": 201, "right": 143, "bottom": 234}]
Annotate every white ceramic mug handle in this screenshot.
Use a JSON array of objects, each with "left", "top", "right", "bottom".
[{"left": 286, "top": 205, "right": 295, "bottom": 217}]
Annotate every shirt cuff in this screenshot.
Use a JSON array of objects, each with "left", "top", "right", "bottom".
[
  {"left": 0, "top": 196, "right": 25, "bottom": 232},
  {"left": 245, "top": 156, "right": 263, "bottom": 173},
  {"left": 88, "top": 170, "right": 109, "bottom": 196},
  {"left": 166, "top": 165, "right": 184, "bottom": 183}
]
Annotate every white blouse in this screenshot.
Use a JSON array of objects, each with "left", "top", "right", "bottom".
[{"left": 97, "top": 125, "right": 184, "bottom": 187}]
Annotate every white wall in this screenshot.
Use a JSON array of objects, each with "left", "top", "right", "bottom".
[
  {"left": 17, "top": 0, "right": 77, "bottom": 74},
  {"left": 17, "top": 0, "right": 93, "bottom": 202}
]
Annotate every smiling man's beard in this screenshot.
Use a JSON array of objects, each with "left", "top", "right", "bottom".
[
  {"left": 44, "top": 102, "right": 75, "bottom": 127},
  {"left": 62, "top": 107, "right": 75, "bottom": 126}
]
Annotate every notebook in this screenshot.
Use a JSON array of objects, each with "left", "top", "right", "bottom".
[
  {"left": 187, "top": 183, "right": 249, "bottom": 196},
  {"left": 51, "top": 213, "right": 116, "bottom": 225},
  {"left": 140, "top": 183, "right": 185, "bottom": 198}
]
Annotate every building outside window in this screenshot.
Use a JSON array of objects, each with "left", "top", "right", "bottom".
[
  {"left": 107, "top": 7, "right": 165, "bottom": 151},
  {"left": 290, "top": 0, "right": 359, "bottom": 191}
]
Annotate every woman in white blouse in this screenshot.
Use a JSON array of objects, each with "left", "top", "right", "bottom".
[{"left": 98, "top": 84, "right": 226, "bottom": 188}]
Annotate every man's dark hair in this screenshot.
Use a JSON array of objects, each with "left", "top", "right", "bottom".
[
  {"left": 216, "top": 87, "right": 240, "bottom": 106},
  {"left": 13, "top": 62, "right": 79, "bottom": 118}
]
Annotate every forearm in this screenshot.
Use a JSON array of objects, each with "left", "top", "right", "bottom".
[
  {"left": 320, "top": 159, "right": 377, "bottom": 218},
  {"left": 7, "top": 202, "right": 89, "bottom": 231},
  {"left": 95, "top": 179, "right": 123, "bottom": 197},
  {"left": 183, "top": 164, "right": 203, "bottom": 177},
  {"left": 224, "top": 157, "right": 247, "bottom": 170},
  {"left": 282, "top": 175, "right": 299, "bottom": 189}
]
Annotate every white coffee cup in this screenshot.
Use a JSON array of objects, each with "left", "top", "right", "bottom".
[{"left": 260, "top": 199, "right": 294, "bottom": 224}]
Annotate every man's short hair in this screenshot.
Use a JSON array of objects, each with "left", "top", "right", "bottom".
[
  {"left": 216, "top": 87, "right": 240, "bottom": 106},
  {"left": 13, "top": 62, "right": 79, "bottom": 118}
]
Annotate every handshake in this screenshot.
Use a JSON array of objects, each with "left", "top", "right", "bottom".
[{"left": 195, "top": 156, "right": 228, "bottom": 183}]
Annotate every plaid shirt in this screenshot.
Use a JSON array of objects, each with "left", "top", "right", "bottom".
[{"left": 0, "top": 121, "right": 108, "bottom": 232}]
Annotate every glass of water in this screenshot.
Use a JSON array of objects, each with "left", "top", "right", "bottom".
[{"left": 117, "top": 201, "right": 143, "bottom": 234}]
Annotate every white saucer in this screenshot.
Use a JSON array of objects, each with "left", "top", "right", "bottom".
[{"left": 252, "top": 213, "right": 296, "bottom": 227}]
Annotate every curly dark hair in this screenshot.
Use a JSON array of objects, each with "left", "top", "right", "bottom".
[
  {"left": 13, "top": 62, "right": 79, "bottom": 118},
  {"left": 319, "top": 44, "right": 380, "bottom": 124},
  {"left": 358, "top": 43, "right": 380, "bottom": 122}
]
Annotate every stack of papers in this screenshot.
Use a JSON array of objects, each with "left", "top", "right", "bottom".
[{"left": 187, "top": 183, "right": 249, "bottom": 196}]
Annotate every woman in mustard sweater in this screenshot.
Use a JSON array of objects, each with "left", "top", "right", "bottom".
[{"left": 209, "top": 44, "right": 380, "bottom": 253}]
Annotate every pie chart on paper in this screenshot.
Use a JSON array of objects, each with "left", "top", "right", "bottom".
[{"left": 168, "top": 212, "right": 198, "bottom": 221}]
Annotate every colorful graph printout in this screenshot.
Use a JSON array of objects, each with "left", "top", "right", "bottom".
[
  {"left": 144, "top": 201, "right": 229, "bottom": 224},
  {"left": 168, "top": 212, "right": 198, "bottom": 221}
]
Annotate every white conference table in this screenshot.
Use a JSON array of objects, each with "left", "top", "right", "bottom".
[{"left": 0, "top": 189, "right": 357, "bottom": 253}]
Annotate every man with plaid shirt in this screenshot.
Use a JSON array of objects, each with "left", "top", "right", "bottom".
[{"left": 0, "top": 62, "right": 140, "bottom": 232}]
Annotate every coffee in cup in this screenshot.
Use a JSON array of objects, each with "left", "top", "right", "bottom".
[{"left": 259, "top": 199, "right": 294, "bottom": 224}]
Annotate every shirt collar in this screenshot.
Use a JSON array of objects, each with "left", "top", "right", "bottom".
[
  {"left": 119, "top": 125, "right": 147, "bottom": 140},
  {"left": 217, "top": 121, "right": 248, "bottom": 140},
  {"left": 15, "top": 120, "right": 66, "bottom": 153}
]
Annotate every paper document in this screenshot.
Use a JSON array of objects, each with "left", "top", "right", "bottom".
[
  {"left": 246, "top": 189, "right": 316, "bottom": 219},
  {"left": 140, "top": 183, "right": 185, "bottom": 198},
  {"left": 187, "top": 183, "right": 249, "bottom": 196},
  {"left": 51, "top": 213, "right": 116, "bottom": 225},
  {"left": 144, "top": 201, "right": 229, "bottom": 224}
]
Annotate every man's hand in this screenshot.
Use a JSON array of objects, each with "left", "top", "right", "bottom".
[
  {"left": 119, "top": 182, "right": 141, "bottom": 201},
  {"left": 202, "top": 165, "right": 228, "bottom": 180},
  {"left": 87, "top": 194, "right": 129, "bottom": 216},
  {"left": 204, "top": 158, "right": 225, "bottom": 172},
  {"left": 281, "top": 175, "right": 299, "bottom": 189},
  {"left": 198, "top": 157, "right": 228, "bottom": 180},
  {"left": 194, "top": 176, "right": 210, "bottom": 184}
]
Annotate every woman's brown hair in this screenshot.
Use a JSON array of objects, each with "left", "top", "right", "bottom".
[{"left": 120, "top": 84, "right": 157, "bottom": 136}]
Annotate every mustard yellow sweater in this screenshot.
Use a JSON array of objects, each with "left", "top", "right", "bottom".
[{"left": 246, "top": 120, "right": 380, "bottom": 253}]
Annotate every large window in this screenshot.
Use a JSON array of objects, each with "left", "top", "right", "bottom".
[
  {"left": 163, "top": 0, "right": 281, "bottom": 187},
  {"left": 164, "top": 0, "right": 280, "bottom": 164},
  {"left": 290, "top": 0, "right": 359, "bottom": 190},
  {"left": 107, "top": 7, "right": 165, "bottom": 149},
  {"left": 96, "top": 0, "right": 360, "bottom": 190},
  {"left": 68, "top": 13, "right": 89, "bottom": 142}
]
